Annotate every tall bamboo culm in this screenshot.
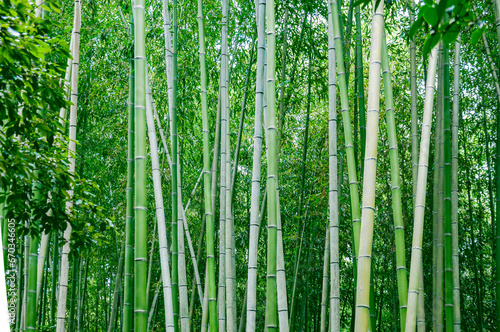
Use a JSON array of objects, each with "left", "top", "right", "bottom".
[
  {"left": 123, "top": 17, "right": 135, "bottom": 332},
  {"left": 381, "top": 32, "right": 407, "bottom": 332},
  {"left": 451, "top": 38, "right": 461, "bottom": 332},
  {"left": 331, "top": 0, "right": 361, "bottom": 271},
  {"left": 327, "top": 1, "right": 339, "bottom": 329},
  {"left": 405, "top": 44, "right": 439, "bottom": 332},
  {"left": 133, "top": 0, "right": 148, "bottom": 326},
  {"left": 197, "top": 0, "right": 218, "bottom": 328},
  {"left": 145, "top": 74, "right": 175, "bottom": 331},
  {"left": 354, "top": 0, "right": 384, "bottom": 330},
  {"left": 218, "top": 0, "right": 229, "bottom": 329},
  {"left": 442, "top": 42, "right": 454, "bottom": 332},
  {"left": 245, "top": 0, "right": 265, "bottom": 329},
  {"left": 171, "top": 0, "right": 180, "bottom": 328},
  {"left": 56, "top": 0, "right": 81, "bottom": 330},
  {"left": 265, "top": 0, "right": 278, "bottom": 328}
]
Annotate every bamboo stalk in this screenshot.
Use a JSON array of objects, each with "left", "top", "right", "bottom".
[
  {"left": 133, "top": 0, "right": 148, "bottom": 326},
  {"left": 354, "top": 0, "right": 384, "bottom": 329},
  {"left": 177, "top": 186, "right": 190, "bottom": 332},
  {"left": 381, "top": 32, "right": 408, "bottom": 332},
  {"left": 436, "top": 46, "right": 445, "bottom": 332},
  {"left": 331, "top": 0, "right": 361, "bottom": 265},
  {"left": 265, "top": 0, "right": 278, "bottom": 328},
  {"left": 145, "top": 76, "right": 175, "bottom": 331},
  {"left": 326, "top": 3, "right": 340, "bottom": 330},
  {"left": 442, "top": 40, "right": 454, "bottom": 332},
  {"left": 218, "top": 0, "right": 229, "bottom": 329},
  {"left": 451, "top": 39, "right": 461, "bottom": 332},
  {"left": 56, "top": 0, "right": 81, "bottom": 329},
  {"left": 246, "top": 0, "right": 266, "bottom": 329},
  {"left": 405, "top": 44, "right": 439, "bottom": 332},
  {"left": 123, "top": 16, "right": 135, "bottom": 332},
  {"left": 171, "top": 0, "right": 180, "bottom": 326},
  {"left": 276, "top": 191, "right": 289, "bottom": 331},
  {"left": 320, "top": 228, "right": 329, "bottom": 332}
]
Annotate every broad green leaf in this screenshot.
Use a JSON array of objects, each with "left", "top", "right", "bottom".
[
  {"left": 423, "top": 32, "right": 441, "bottom": 57},
  {"left": 410, "top": 16, "right": 424, "bottom": 39},
  {"left": 471, "top": 27, "right": 484, "bottom": 46},
  {"left": 423, "top": 6, "right": 438, "bottom": 27}
]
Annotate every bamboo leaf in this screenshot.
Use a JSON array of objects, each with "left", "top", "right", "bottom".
[
  {"left": 423, "top": 6, "right": 438, "bottom": 27},
  {"left": 423, "top": 32, "right": 441, "bottom": 57},
  {"left": 470, "top": 27, "right": 484, "bottom": 46}
]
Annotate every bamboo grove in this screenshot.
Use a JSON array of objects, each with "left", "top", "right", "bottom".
[{"left": 2, "top": 0, "right": 500, "bottom": 331}]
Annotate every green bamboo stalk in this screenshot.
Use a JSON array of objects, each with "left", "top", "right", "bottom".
[
  {"left": 123, "top": 19, "right": 135, "bottom": 332},
  {"left": 26, "top": 226, "right": 40, "bottom": 329},
  {"left": 442, "top": 41, "right": 454, "bottom": 332},
  {"left": 196, "top": 0, "right": 217, "bottom": 327},
  {"left": 405, "top": 44, "right": 439, "bottom": 332},
  {"left": 77, "top": 253, "right": 89, "bottom": 331},
  {"left": 431, "top": 51, "right": 440, "bottom": 331},
  {"left": 331, "top": 0, "right": 361, "bottom": 268},
  {"left": 245, "top": 0, "right": 265, "bottom": 322},
  {"left": 409, "top": 1, "right": 417, "bottom": 205},
  {"left": 218, "top": 0, "right": 229, "bottom": 329},
  {"left": 451, "top": 39, "right": 461, "bottom": 332},
  {"left": 354, "top": 0, "right": 384, "bottom": 329},
  {"left": 355, "top": 4, "right": 366, "bottom": 163},
  {"left": 133, "top": 0, "right": 148, "bottom": 326},
  {"left": 36, "top": 232, "right": 49, "bottom": 305},
  {"left": 51, "top": 233, "right": 59, "bottom": 325},
  {"left": 171, "top": 0, "right": 180, "bottom": 327},
  {"left": 436, "top": 46, "right": 445, "bottom": 332},
  {"left": 381, "top": 32, "right": 408, "bottom": 332},
  {"left": 265, "top": 0, "right": 278, "bottom": 328},
  {"left": 320, "top": 228, "right": 329, "bottom": 332},
  {"left": 327, "top": 1, "right": 340, "bottom": 329},
  {"left": 68, "top": 256, "right": 79, "bottom": 332}
]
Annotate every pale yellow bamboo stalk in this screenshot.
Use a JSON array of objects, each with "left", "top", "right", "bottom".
[
  {"left": 354, "top": 1, "right": 384, "bottom": 330},
  {"left": 405, "top": 45, "right": 439, "bottom": 332}
]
